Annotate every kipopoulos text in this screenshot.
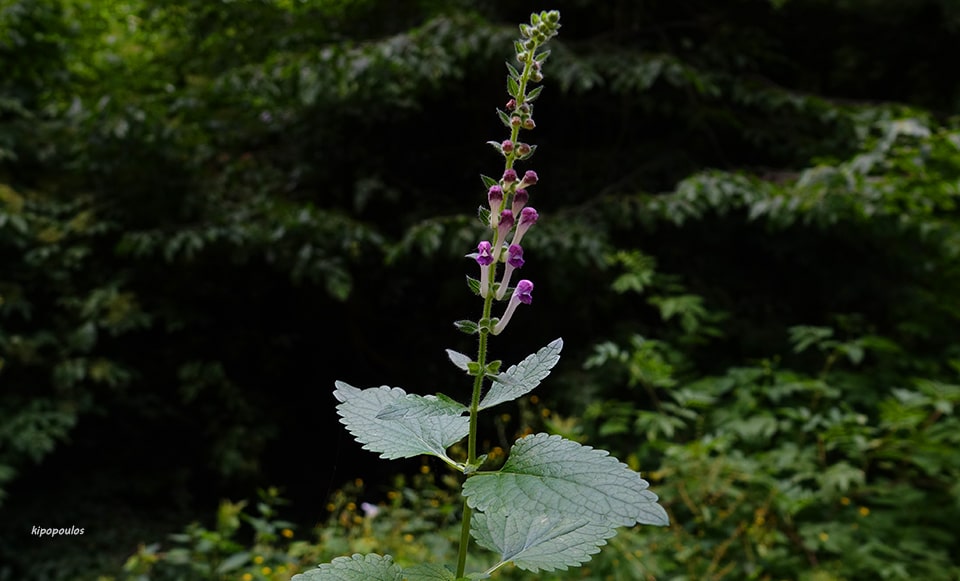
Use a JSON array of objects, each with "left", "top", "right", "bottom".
[{"left": 31, "top": 526, "right": 85, "bottom": 537}]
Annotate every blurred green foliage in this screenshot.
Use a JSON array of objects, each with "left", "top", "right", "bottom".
[{"left": 2, "top": 0, "right": 960, "bottom": 578}]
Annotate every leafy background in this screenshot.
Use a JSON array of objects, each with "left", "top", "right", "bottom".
[{"left": 1, "top": 0, "right": 959, "bottom": 579}]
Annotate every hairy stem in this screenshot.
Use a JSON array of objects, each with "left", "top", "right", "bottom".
[{"left": 456, "top": 287, "right": 494, "bottom": 577}]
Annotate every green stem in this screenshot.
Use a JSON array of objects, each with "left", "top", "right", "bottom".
[{"left": 456, "top": 289, "right": 494, "bottom": 577}]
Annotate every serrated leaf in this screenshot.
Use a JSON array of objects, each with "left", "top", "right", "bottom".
[
  {"left": 463, "top": 433, "right": 669, "bottom": 528},
  {"left": 506, "top": 62, "right": 521, "bottom": 80},
  {"left": 446, "top": 349, "right": 472, "bottom": 371},
  {"left": 497, "top": 109, "right": 512, "bottom": 128},
  {"left": 401, "top": 563, "right": 457, "bottom": 581},
  {"left": 480, "top": 174, "right": 498, "bottom": 189},
  {"left": 526, "top": 86, "right": 544, "bottom": 103},
  {"left": 479, "top": 338, "right": 563, "bottom": 410},
  {"left": 334, "top": 382, "right": 468, "bottom": 463},
  {"left": 454, "top": 320, "right": 479, "bottom": 334},
  {"left": 535, "top": 49, "right": 551, "bottom": 63},
  {"left": 471, "top": 511, "right": 615, "bottom": 573},
  {"left": 465, "top": 276, "right": 481, "bottom": 296},
  {"left": 507, "top": 76, "right": 520, "bottom": 98},
  {"left": 292, "top": 553, "right": 402, "bottom": 580},
  {"left": 478, "top": 205, "right": 491, "bottom": 227},
  {"left": 376, "top": 393, "right": 467, "bottom": 419}
]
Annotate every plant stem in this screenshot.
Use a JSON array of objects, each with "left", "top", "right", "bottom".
[{"left": 456, "top": 287, "right": 494, "bottom": 577}]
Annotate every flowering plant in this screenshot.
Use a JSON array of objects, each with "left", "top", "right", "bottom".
[{"left": 294, "top": 10, "right": 667, "bottom": 580}]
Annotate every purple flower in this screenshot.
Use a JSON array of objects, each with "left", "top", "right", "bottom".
[
  {"left": 501, "top": 140, "right": 514, "bottom": 154},
  {"left": 515, "top": 279, "right": 534, "bottom": 304},
  {"left": 475, "top": 241, "right": 494, "bottom": 266},
  {"left": 474, "top": 241, "right": 495, "bottom": 297},
  {"left": 507, "top": 244, "right": 525, "bottom": 268},
  {"left": 502, "top": 168, "right": 518, "bottom": 184},
  {"left": 517, "top": 142, "right": 532, "bottom": 158},
  {"left": 511, "top": 207, "right": 539, "bottom": 246},
  {"left": 511, "top": 189, "right": 529, "bottom": 215},
  {"left": 519, "top": 170, "right": 538, "bottom": 188},
  {"left": 496, "top": 244, "right": 525, "bottom": 300},
  {"left": 493, "top": 279, "right": 534, "bottom": 335}
]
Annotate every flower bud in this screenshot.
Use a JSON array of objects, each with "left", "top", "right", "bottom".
[
  {"left": 487, "top": 185, "right": 504, "bottom": 226},
  {"left": 511, "top": 207, "right": 538, "bottom": 246},
  {"left": 498, "top": 209, "right": 515, "bottom": 231},
  {"left": 506, "top": 98, "right": 517, "bottom": 111},
  {"left": 511, "top": 188, "right": 529, "bottom": 214},
  {"left": 519, "top": 206, "right": 539, "bottom": 226},
  {"left": 502, "top": 169, "right": 518, "bottom": 184},
  {"left": 531, "top": 71, "right": 543, "bottom": 82},
  {"left": 501, "top": 140, "right": 514, "bottom": 154},
  {"left": 519, "top": 170, "right": 538, "bottom": 188},
  {"left": 517, "top": 142, "right": 531, "bottom": 157},
  {"left": 523, "top": 118, "right": 536, "bottom": 130},
  {"left": 510, "top": 116, "right": 522, "bottom": 127}
]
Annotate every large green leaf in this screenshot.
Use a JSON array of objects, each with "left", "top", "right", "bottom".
[
  {"left": 478, "top": 338, "right": 563, "bottom": 410},
  {"left": 376, "top": 393, "right": 467, "bottom": 419},
  {"left": 462, "top": 433, "right": 669, "bottom": 528},
  {"left": 400, "top": 563, "right": 458, "bottom": 580},
  {"left": 334, "top": 382, "right": 468, "bottom": 464},
  {"left": 292, "top": 553, "right": 402, "bottom": 580},
  {"left": 471, "top": 510, "right": 616, "bottom": 573}
]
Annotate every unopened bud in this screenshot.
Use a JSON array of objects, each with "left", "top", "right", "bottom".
[
  {"left": 511, "top": 189, "right": 528, "bottom": 214},
  {"left": 501, "top": 140, "right": 514, "bottom": 154},
  {"left": 519, "top": 170, "right": 538, "bottom": 188},
  {"left": 523, "top": 118, "right": 536, "bottom": 130},
  {"left": 502, "top": 169, "right": 518, "bottom": 183},
  {"left": 517, "top": 143, "right": 531, "bottom": 157},
  {"left": 506, "top": 99, "right": 517, "bottom": 111}
]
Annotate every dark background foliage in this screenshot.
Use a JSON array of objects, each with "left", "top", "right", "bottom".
[{"left": 1, "top": 0, "right": 959, "bottom": 578}]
